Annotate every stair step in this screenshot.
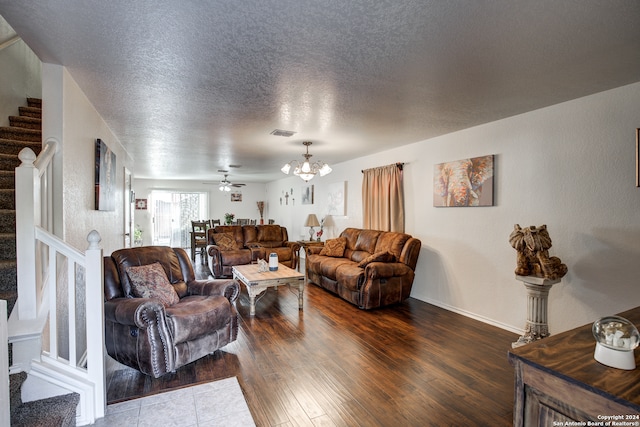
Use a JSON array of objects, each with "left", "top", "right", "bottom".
[
  {"left": 0, "top": 189, "right": 15, "bottom": 210},
  {"left": 0, "top": 153, "right": 20, "bottom": 171},
  {"left": 9, "top": 116, "right": 41, "bottom": 131},
  {"left": 0, "top": 259, "right": 17, "bottom": 292},
  {"left": 27, "top": 98, "right": 42, "bottom": 109},
  {"left": 0, "top": 209, "right": 16, "bottom": 233},
  {"left": 12, "top": 392, "right": 80, "bottom": 427},
  {"left": 0, "top": 233, "right": 16, "bottom": 260},
  {"left": 18, "top": 106, "right": 41, "bottom": 119},
  {"left": 0, "top": 127, "right": 41, "bottom": 143},
  {"left": 0, "top": 137, "right": 41, "bottom": 156},
  {"left": 0, "top": 171, "right": 14, "bottom": 189}
]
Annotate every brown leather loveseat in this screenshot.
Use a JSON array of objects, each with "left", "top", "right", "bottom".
[
  {"left": 305, "top": 228, "right": 421, "bottom": 309},
  {"left": 104, "top": 246, "right": 239, "bottom": 378},
  {"left": 207, "top": 224, "right": 301, "bottom": 278}
]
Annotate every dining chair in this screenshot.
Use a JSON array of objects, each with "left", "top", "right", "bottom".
[{"left": 191, "top": 220, "right": 209, "bottom": 263}]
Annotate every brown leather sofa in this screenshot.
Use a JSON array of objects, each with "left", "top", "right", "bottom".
[
  {"left": 103, "top": 246, "right": 239, "bottom": 378},
  {"left": 305, "top": 228, "right": 421, "bottom": 309},
  {"left": 207, "top": 224, "right": 301, "bottom": 278}
]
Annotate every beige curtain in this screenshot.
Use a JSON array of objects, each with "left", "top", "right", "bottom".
[{"left": 362, "top": 163, "right": 404, "bottom": 232}]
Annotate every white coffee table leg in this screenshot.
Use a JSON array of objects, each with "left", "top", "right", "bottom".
[
  {"left": 298, "top": 280, "right": 304, "bottom": 310},
  {"left": 248, "top": 289, "right": 256, "bottom": 316}
]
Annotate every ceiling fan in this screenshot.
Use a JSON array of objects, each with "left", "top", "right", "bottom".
[{"left": 216, "top": 171, "right": 246, "bottom": 192}]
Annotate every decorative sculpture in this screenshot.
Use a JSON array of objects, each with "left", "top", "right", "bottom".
[{"left": 508, "top": 224, "right": 567, "bottom": 280}]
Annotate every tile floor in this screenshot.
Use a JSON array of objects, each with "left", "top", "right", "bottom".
[{"left": 93, "top": 377, "right": 255, "bottom": 427}]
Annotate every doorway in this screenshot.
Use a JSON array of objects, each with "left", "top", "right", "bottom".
[{"left": 150, "top": 191, "right": 208, "bottom": 248}]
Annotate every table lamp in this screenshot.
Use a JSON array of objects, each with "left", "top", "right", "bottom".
[
  {"left": 592, "top": 315, "right": 639, "bottom": 370},
  {"left": 305, "top": 214, "right": 320, "bottom": 241}
]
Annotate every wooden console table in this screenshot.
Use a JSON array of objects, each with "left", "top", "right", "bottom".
[{"left": 508, "top": 306, "right": 640, "bottom": 426}]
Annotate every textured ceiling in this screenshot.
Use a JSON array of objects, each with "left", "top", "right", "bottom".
[{"left": 1, "top": 0, "right": 639, "bottom": 182}]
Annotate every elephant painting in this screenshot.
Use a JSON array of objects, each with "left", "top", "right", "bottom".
[{"left": 433, "top": 155, "right": 494, "bottom": 207}]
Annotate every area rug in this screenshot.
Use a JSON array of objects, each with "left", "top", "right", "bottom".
[{"left": 98, "top": 377, "right": 255, "bottom": 426}]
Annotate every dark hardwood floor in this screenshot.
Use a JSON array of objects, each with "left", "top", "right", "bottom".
[{"left": 106, "top": 255, "right": 518, "bottom": 426}]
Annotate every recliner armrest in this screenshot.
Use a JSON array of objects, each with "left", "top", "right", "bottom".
[
  {"left": 187, "top": 279, "right": 239, "bottom": 302},
  {"left": 104, "top": 297, "right": 165, "bottom": 328}
]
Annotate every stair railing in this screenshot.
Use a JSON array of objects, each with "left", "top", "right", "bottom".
[
  {"left": 14, "top": 137, "right": 106, "bottom": 423},
  {"left": 15, "top": 137, "right": 57, "bottom": 319}
]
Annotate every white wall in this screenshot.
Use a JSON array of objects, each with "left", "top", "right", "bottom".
[
  {"left": 133, "top": 179, "right": 267, "bottom": 246},
  {"left": 267, "top": 82, "right": 640, "bottom": 335},
  {"left": 43, "top": 64, "right": 133, "bottom": 255},
  {"left": 0, "top": 15, "right": 41, "bottom": 127}
]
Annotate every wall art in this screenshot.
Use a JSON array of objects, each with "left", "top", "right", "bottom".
[
  {"left": 433, "top": 154, "right": 494, "bottom": 207},
  {"left": 95, "top": 138, "right": 116, "bottom": 211},
  {"left": 231, "top": 192, "right": 242, "bottom": 202},
  {"left": 636, "top": 129, "right": 640, "bottom": 187},
  {"left": 327, "top": 181, "right": 346, "bottom": 216},
  {"left": 301, "top": 184, "right": 314, "bottom": 205}
]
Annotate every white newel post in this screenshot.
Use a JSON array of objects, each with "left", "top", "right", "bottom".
[
  {"left": 15, "top": 148, "right": 40, "bottom": 320},
  {"left": 512, "top": 275, "right": 561, "bottom": 348},
  {"left": 85, "top": 230, "right": 106, "bottom": 419}
]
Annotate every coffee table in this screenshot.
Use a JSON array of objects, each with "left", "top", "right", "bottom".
[{"left": 232, "top": 263, "right": 305, "bottom": 316}]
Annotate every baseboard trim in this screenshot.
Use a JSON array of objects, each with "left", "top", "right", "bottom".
[{"left": 417, "top": 297, "right": 524, "bottom": 335}]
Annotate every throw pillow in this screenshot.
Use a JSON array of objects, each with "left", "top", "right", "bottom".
[
  {"left": 125, "top": 262, "right": 179, "bottom": 307},
  {"left": 213, "top": 232, "right": 239, "bottom": 251},
  {"left": 319, "top": 237, "right": 347, "bottom": 257},
  {"left": 357, "top": 251, "right": 397, "bottom": 268}
]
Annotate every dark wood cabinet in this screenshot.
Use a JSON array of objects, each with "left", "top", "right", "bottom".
[{"left": 508, "top": 307, "right": 640, "bottom": 426}]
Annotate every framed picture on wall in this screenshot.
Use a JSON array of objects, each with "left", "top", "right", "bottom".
[
  {"left": 301, "top": 184, "right": 314, "bottom": 205},
  {"left": 327, "top": 181, "right": 346, "bottom": 216},
  {"left": 95, "top": 138, "right": 116, "bottom": 211},
  {"left": 231, "top": 192, "right": 242, "bottom": 202},
  {"left": 433, "top": 154, "right": 494, "bottom": 207},
  {"left": 636, "top": 129, "right": 640, "bottom": 187}
]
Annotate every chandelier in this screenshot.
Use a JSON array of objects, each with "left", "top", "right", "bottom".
[{"left": 281, "top": 141, "right": 332, "bottom": 182}]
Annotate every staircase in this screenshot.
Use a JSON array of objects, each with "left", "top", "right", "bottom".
[
  {"left": 0, "top": 98, "right": 42, "bottom": 316},
  {"left": 1, "top": 99, "right": 82, "bottom": 425}
]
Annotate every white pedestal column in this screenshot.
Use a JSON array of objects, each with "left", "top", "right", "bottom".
[{"left": 512, "top": 275, "right": 561, "bottom": 348}]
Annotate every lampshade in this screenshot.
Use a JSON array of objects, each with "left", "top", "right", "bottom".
[
  {"left": 281, "top": 141, "right": 332, "bottom": 182},
  {"left": 305, "top": 214, "right": 320, "bottom": 227},
  {"left": 305, "top": 214, "right": 320, "bottom": 241}
]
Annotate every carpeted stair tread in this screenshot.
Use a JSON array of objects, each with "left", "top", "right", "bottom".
[
  {"left": 0, "top": 153, "right": 21, "bottom": 170},
  {"left": 0, "top": 171, "right": 14, "bottom": 190},
  {"left": 0, "top": 189, "right": 15, "bottom": 210},
  {"left": 0, "top": 259, "right": 17, "bottom": 292},
  {"left": 0, "top": 138, "right": 41, "bottom": 156},
  {"left": 0, "top": 209, "right": 16, "bottom": 232},
  {"left": 0, "top": 127, "right": 41, "bottom": 143},
  {"left": 18, "top": 106, "right": 41, "bottom": 119},
  {"left": 10, "top": 372, "right": 27, "bottom": 409},
  {"left": 12, "top": 392, "right": 80, "bottom": 427},
  {"left": 9, "top": 116, "right": 41, "bottom": 130},
  {"left": 0, "top": 233, "right": 16, "bottom": 260},
  {"left": 27, "top": 98, "right": 41, "bottom": 109}
]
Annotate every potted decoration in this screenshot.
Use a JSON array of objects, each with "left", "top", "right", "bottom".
[
  {"left": 224, "top": 213, "right": 235, "bottom": 225},
  {"left": 257, "top": 201, "right": 265, "bottom": 224}
]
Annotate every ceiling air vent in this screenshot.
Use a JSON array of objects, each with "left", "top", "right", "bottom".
[{"left": 270, "top": 129, "right": 296, "bottom": 137}]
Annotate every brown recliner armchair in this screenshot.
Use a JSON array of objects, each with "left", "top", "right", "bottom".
[{"left": 103, "top": 246, "right": 239, "bottom": 378}]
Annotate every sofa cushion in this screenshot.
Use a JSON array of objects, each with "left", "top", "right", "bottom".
[
  {"left": 213, "top": 232, "right": 239, "bottom": 251},
  {"left": 320, "top": 237, "right": 347, "bottom": 257},
  {"left": 256, "top": 225, "right": 284, "bottom": 247},
  {"left": 165, "top": 295, "right": 232, "bottom": 344},
  {"left": 336, "top": 263, "right": 365, "bottom": 291},
  {"left": 374, "top": 232, "right": 411, "bottom": 259},
  {"left": 125, "top": 262, "right": 180, "bottom": 307},
  {"left": 318, "top": 256, "right": 354, "bottom": 281},
  {"left": 357, "top": 251, "right": 397, "bottom": 268}
]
